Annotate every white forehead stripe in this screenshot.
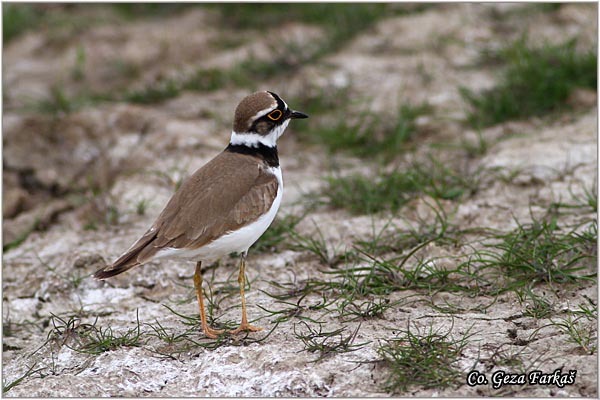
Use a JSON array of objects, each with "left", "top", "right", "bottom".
[{"left": 249, "top": 99, "right": 278, "bottom": 123}]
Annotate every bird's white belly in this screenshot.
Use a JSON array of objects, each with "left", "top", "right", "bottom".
[{"left": 156, "top": 166, "right": 283, "bottom": 261}]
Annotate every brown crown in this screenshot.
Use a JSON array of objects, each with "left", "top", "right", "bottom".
[{"left": 233, "top": 91, "right": 277, "bottom": 133}]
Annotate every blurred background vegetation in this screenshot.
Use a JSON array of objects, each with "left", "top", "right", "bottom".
[
  {"left": 3, "top": 2, "right": 597, "bottom": 236},
  {"left": 4, "top": 3, "right": 413, "bottom": 43},
  {"left": 4, "top": 3, "right": 595, "bottom": 124}
]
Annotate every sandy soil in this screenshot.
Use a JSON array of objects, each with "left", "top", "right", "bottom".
[{"left": 2, "top": 3, "right": 597, "bottom": 397}]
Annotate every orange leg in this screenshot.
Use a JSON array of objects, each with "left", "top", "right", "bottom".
[
  {"left": 194, "top": 262, "right": 224, "bottom": 339},
  {"left": 230, "top": 253, "right": 262, "bottom": 334}
]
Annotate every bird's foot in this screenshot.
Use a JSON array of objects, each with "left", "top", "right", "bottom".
[
  {"left": 229, "top": 323, "right": 263, "bottom": 335},
  {"left": 203, "top": 326, "right": 225, "bottom": 339}
]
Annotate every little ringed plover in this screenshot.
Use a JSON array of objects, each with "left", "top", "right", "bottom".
[{"left": 94, "top": 91, "right": 308, "bottom": 338}]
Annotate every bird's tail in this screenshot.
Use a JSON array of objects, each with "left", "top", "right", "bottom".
[
  {"left": 93, "top": 261, "right": 140, "bottom": 280},
  {"left": 93, "top": 229, "right": 158, "bottom": 280}
]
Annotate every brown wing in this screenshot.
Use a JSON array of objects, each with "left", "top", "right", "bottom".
[{"left": 94, "top": 151, "right": 277, "bottom": 279}]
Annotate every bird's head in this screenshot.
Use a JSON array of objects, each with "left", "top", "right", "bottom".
[{"left": 230, "top": 91, "right": 308, "bottom": 148}]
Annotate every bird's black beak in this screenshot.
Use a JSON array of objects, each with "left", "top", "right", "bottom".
[{"left": 290, "top": 110, "right": 309, "bottom": 119}]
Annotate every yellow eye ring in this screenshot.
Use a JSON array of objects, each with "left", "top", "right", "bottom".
[{"left": 267, "top": 110, "right": 282, "bottom": 121}]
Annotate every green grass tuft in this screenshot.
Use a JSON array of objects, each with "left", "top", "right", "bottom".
[
  {"left": 79, "top": 323, "right": 142, "bottom": 355},
  {"left": 336, "top": 297, "right": 395, "bottom": 322},
  {"left": 135, "top": 198, "right": 150, "bottom": 216},
  {"left": 517, "top": 288, "right": 555, "bottom": 319},
  {"left": 293, "top": 321, "right": 369, "bottom": 362},
  {"left": 307, "top": 103, "right": 431, "bottom": 159},
  {"left": 289, "top": 223, "right": 356, "bottom": 267},
  {"left": 481, "top": 218, "right": 597, "bottom": 289},
  {"left": 378, "top": 321, "right": 473, "bottom": 393},
  {"left": 298, "top": 87, "right": 446, "bottom": 164},
  {"left": 3, "top": 4, "right": 44, "bottom": 43},
  {"left": 47, "top": 312, "right": 142, "bottom": 355},
  {"left": 38, "top": 86, "right": 75, "bottom": 115},
  {"left": 549, "top": 313, "right": 597, "bottom": 354},
  {"left": 123, "top": 79, "right": 182, "bottom": 105},
  {"left": 462, "top": 38, "right": 597, "bottom": 127},
  {"left": 323, "top": 157, "right": 488, "bottom": 215},
  {"left": 211, "top": 4, "right": 416, "bottom": 42}
]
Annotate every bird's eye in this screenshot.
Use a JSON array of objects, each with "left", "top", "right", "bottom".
[{"left": 267, "top": 110, "right": 282, "bottom": 121}]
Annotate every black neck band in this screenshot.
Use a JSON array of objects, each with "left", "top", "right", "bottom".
[{"left": 225, "top": 143, "right": 279, "bottom": 168}]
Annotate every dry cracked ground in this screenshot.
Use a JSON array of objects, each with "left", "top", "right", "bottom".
[{"left": 2, "top": 3, "right": 598, "bottom": 397}]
